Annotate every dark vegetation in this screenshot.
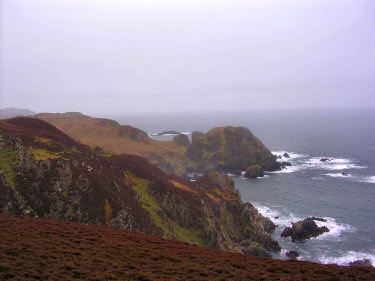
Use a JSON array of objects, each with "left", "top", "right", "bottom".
[{"left": 1, "top": 214, "right": 374, "bottom": 280}]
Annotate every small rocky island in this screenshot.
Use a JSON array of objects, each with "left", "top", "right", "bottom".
[
  {"left": 151, "top": 130, "right": 181, "bottom": 136},
  {"left": 281, "top": 217, "right": 329, "bottom": 242}
]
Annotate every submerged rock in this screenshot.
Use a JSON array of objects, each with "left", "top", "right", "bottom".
[
  {"left": 281, "top": 217, "right": 329, "bottom": 242},
  {"left": 244, "top": 165, "right": 264, "bottom": 179},
  {"left": 320, "top": 158, "right": 332, "bottom": 162}
]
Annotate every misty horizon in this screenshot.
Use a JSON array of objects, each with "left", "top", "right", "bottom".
[{"left": 1, "top": 0, "right": 374, "bottom": 114}]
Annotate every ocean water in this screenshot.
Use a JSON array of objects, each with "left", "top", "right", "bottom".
[{"left": 100, "top": 108, "right": 375, "bottom": 265}]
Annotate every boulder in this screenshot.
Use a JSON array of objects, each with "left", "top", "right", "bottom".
[
  {"left": 320, "top": 158, "right": 332, "bottom": 162},
  {"left": 283, "top": 152, "right": 290, "bottom": 158},
  {"left": 349, "top": 259, "right": 373, "bottom": 267},
  {"left": 173, "top": 134, "right": 190, "bottom": 146},
  {"left": 244, "top": 165, "right": 264, "bottom": 179},
  {"left": 286, "top": 250, "right": 300, "bottom": 260},
  {"left": 281, "top": 217, "right": 329, "bottom": 242},
  {"left": 268, "top": 161, "right": 292, "bottom": 171}
]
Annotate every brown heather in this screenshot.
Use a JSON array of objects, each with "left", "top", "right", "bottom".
[{"left": 1, "top": 214, "right": 374, "bottom": 281}]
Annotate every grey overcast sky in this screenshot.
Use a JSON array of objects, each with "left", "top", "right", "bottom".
[{"left": 1, "top": 0, "right": 375, "bottom": 114}]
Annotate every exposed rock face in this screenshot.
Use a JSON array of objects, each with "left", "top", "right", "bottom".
[
  {"left": 173, "top": 134, "right": 190, "bottom": 146},
  {"left": 244, "top": 165, "right": 264, "bottom": 179},
  {"left": 118, "top": 125, "right": 149, "bottom": 143},
  {"left": 186, "top": 127, "right": 276, "bottom": 174},
  {"left": 281, "top": 218, "right": 329, "bottom": 242},
  {"left": 0, "top": 117, "right": 280, "bottom": 257}
]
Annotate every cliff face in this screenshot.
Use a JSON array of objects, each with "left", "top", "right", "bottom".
[
  {"left": 186, "top": 127, "right": 276, "bottom": 174},
  {"left": 36, "top": 113, "right": 278, "bottom": 177},
  {"left": 0, "top": 117, "right": 279, "bottom": 256}
]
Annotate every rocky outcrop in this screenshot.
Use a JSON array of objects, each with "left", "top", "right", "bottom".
[
  {"left": 173, "top": 134, "right": 190, "bottom": 146},
  {"left": 0, "top": 117, "right": 280, "bottom": 257},
  {"left": 118, "top": 125, "right": 149, "bottom": 143},
  {"left": 286, "top": 251, "right": 300, "bottom": 260},
  {"left": 244, "top": 165, "right": 264, "bottom": 178},
  {"left": 268, "top": 161, "right": 292, "bottom": 171},
  {"left": 186, "top": 126, "right": 277, "bottom": 174},
  {"left": 281, "top": 218, "right": 329, "bottom": 242}
]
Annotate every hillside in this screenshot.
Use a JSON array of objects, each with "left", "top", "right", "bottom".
[
  {"left": 0, "top": 108, "right": 36, "bottom": 118},
  {"left": 35, "top": 112, "right": 277, "bottom": 177},
  {"left": 1, "top": 214, "right": 374, "bottom": 280},
  {"left": 0, "top": 117, "right": 279, "bottom": 256}
]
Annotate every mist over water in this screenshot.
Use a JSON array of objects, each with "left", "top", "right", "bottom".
[{"left": 102, "top": 108, "right": 375, "bottom": 265}]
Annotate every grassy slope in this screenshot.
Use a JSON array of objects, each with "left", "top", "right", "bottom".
[
  {"left": 35, "top": 113, "right": 192, "bottom": 175},
  {"left": 1, "top": 214, "right": 374, "bottom": 281},
  {"left": 35, "top": 113, "right": 185, "bottom": 157}
]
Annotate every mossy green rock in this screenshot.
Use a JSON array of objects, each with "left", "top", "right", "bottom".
[
  {"left": 244, "top": 165, "right": 264, "bottom": 179},
  {"left": 186, "top": 126, "right": 276, "bottom": 174}
]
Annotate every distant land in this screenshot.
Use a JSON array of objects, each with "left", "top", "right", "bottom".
[
  {"left": 0, "top": 107, "right": 36, "bottom": 118},
  {"left": 36, "top": 112, "right": 279, "bottom": 178},
  {"left": 1, "top": 214, "right": 374, "bottom": 280}
]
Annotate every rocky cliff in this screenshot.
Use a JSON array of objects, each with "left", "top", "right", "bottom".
[
  {"left": 36, "top": 113, "right": 279, "bottom": 177},
  {"left": 0, "top": 117, "right": 279, "bottom": 256},
  {"left": 186, "top": 126, "right": 276, "bottom": 174}
]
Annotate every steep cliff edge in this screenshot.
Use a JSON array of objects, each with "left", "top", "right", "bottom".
[
  {"left": 36, "top": 113, "right": 278, "bottom": 177},
  {"left": 0, "top": 117, "right": 279, "bottom": 256}
]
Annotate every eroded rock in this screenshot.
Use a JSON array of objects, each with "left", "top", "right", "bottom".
[{"left": 281, "top": 217, "right": 329, "bottom": 242}]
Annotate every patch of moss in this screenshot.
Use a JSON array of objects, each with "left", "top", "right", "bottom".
[
  {"left": 30, "top": 148, "right": 61, "bottom": 161},
  {"left": 34, "top": 137, "right": 52, "bottom": 146},
  {"left": 170, "top": 180, "right": 197, "bottom": 193},
  {"left": 205, "top": 192, "right": 221, "bottom": 202},
  {"left": 100, "top": 152, "right": 114, "bottom": 157},
  {"left": 104, "top": 199, "right": 113, "bottom": 225},
  {"left": 0, "top": 141, "right": 18, "bottom": 187},
  {"left": 124, "top": 171, "right": 205, "bottom": 246}
]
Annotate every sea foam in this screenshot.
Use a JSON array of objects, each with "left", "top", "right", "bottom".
[
  {"left": 319, "top": 250, "right": 375, "bottom": 266},
  {"left": 359, "top": 176, "right": 375, "bottom": 184},
  {"left": 325, "top": 173, "right": 352, "bottom": 178}
]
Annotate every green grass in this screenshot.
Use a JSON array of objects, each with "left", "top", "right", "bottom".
[
  {"left": 34, "top": 137, "right": 52, "bottom": 146},
  {"left": 30, "top": 148, "right": 61, "bottom": 161},
  {"left": 124, "top": 171, "right": 205, "bottom": 246},
  {"left": 0, "top": 140, "right": 18, "bottom": 187}
]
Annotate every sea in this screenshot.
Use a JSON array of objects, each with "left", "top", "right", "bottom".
[{"left": 99, "top": 108, "right": 375, "bottom": 265}]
